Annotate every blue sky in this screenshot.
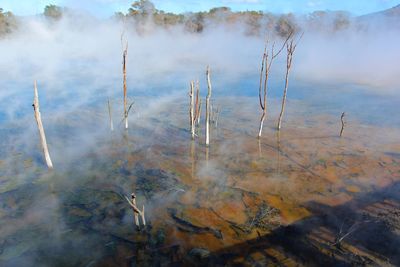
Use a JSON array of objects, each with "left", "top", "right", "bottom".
[{"left": 2, "top": 0, "right": 399, "bottom": 17}]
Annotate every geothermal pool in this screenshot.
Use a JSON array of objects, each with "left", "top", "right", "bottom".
[{"left": 0, "top": 80, "right": 399, "bottom": 266}]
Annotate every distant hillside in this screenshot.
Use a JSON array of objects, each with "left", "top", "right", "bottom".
[
  {"left": 1, "top": 1, "right": 400, "bottom": 38},
  {"left": 358, "top": 4, "right": 400, "bottom": 26},
  {"left": 367, "top": 4, "right": 400, "bottom": 17}
]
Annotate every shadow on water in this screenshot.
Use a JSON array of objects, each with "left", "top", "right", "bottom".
[
  {"left": 0, "top": 95, "right": 399, "bottom": 267},
  {"left": 192, "top": 181, "right": 400, "bottom": 266}
]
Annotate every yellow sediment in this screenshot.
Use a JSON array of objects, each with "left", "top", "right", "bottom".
[
  {"left": 346, "top": 185, "right": 361, "bottom": 193},
  {"left": 265, "top": 195, "right": 311, "bottom": 224}
]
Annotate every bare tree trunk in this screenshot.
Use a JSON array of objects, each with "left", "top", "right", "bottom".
[
  {"left": 132, "top": 194, "right": 140, "bottom": 227},
  {"left": 122, "top": 41, "right": 128, "bottom": 129},
  {"left": 108, "top": 99, "right": 114, "bottom": 131},
  {"left": 33, "top": 81, "right": 53, "bottom": 169},
  {"left": 276, "top": 131, "right": 281, "bottom": 174},
  {"left": 124, "top": 194, "right": 146, "bottom": 228},
  {"left": 277, "top": 34, "right": 302, "bottom": 131},
  {"left": 189, "top": 81, "right": 195, "bottom": 139},
  {"left": 340, "top": 112, "right": 345, "bottom": 137},
  {"left": 257, "top": 33, "right": 292, "bottom": 138},
  {"left": 258, "top": 46, "right": 267, "bottom": 138},
  {"left": 277, "top": 56, "right": 291, "bottom": 131},
  {"left": 141, "top": 205, "right": 146, "bottom": 226},
  {"left": 197, "top": 99, "right": 202, "bottom": 126},
  {"left": 258, "top": 112, "right": 266, "bottom": 138},
  {"left": 195, "top": 81, "right": 200, "bottom": 121},
  {"left": 205, "top": 66, "right": 212, "bottom": 146}
]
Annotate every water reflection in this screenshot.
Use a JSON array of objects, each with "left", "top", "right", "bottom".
[{"left": 0, "top": 93, "right": 399, "bottom": 266}]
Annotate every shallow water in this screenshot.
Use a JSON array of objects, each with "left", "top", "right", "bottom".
[{"left": 0, "top": 80, "right": 399, "bottom": 266}]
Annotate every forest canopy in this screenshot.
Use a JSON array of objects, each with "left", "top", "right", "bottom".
[
  {"left": 0, "top": 8, "right": 17, "bottom": 36},
  {"left": 1, "top": 0, "right": 397, "bottom": 37}
]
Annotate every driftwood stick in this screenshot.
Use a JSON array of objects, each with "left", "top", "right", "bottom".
[
  {"left": 205, "top": 66, "right": 212, "bottom": 146},
  {"left": 340, "top": 112, "right": 345, "bottom": 137},
  {"left": 107, "top": 99, "right": 114, "bottom": 131},
  {"left": 33, "top": 81, "right": 53, "bottom": 169}
]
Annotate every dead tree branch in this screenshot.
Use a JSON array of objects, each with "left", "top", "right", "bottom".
[
  {"left": 205, "top": 66, "right": 212, "bottom": 146},
  {"left": 277, "top": 32, "right": 303, "bottom": 131},
  {"left": 33, "top": 81, "right": 53, "bottom": 169},
  {"left": 124, "top": 193, "right": 146, "bottom": 228},
  {"left": 121, "top": 34, "right": 129, "bottom": 129},
  {"left": 194, "top": 80, "right": 200, "bottom": 125},
  {"left": 331, "top": 219, "right": 370, "bottom": 247},
  {"left": 189, "top": 81, "right": 196, "bottom": 139},
  {"left": 258, "top": 32, "right": 293, "bottom": 138}
]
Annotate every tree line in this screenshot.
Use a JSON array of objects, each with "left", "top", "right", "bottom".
[{"left": 0, "top": 0, "right": 364, "bottom": 37}]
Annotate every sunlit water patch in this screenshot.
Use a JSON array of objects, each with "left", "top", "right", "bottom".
[{"left": 0, "top": 82, "right": 399, "bottom": 266}]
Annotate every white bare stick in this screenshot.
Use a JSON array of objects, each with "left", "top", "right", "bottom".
[
  {"left": 276, "top": 44, "right": 291, "bottom": 131},
  {"left": 277, "top": 33, "right": 302, "bottom": 131},
  {"left": 131, "top": 195, "right": 140, "bottom": 226},
  {"left": 33, "top": 81, "right": 53, "bottom": 169},
  {"left": 193, "top": 81, "right": 200, "bottom": 135},
  {"left": 107, "top": 99, "right": 114, "bottom": 131},
  {"left": 210, "top": 102, "right": 213, "bottom": 123},
  {"left": 141, "top": 205, "right": 146, "bottom": 226},
  {"left": 197, "top": 99, "right": 202, "bottom": 126},
  {"left": 258, "top": 33, "right": 292, "bottom": 138},
  {"left": 258, "top": 45, "right": 267, "bottom": 138},
  {"left": 122, "top": 38, "right": 129, "bottom": 129},
  {"left": 205, "top": 66, "right": 212, "bottom": 146},
  {"left": 124, "top": 195, "right": 141, "bottom": 214},
  {"left": 189, "top": 81, "right": 195, "bottom": 139}
]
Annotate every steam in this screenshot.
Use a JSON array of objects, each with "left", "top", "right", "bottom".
[
  {"left": 0, "top": 11, "right": 398, "bottom": 122},
  {"left": 294, "top": 28, "right": 400, "bottom": 92},
  {"left": 0, "top": 8, "right": 400, "bottom": 266},
  {"left": 0, "top": 7, "right": 398, "bottom": 189}
]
